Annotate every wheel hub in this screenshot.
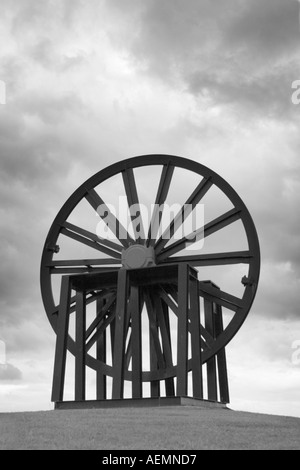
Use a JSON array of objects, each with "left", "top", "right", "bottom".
[{"left": 122, "top": 245, "right": 156, "bottom": 269}]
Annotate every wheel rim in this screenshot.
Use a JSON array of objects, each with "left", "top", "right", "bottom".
[{"left": 41, "top": 155, "right": 260, "bottom": 382}]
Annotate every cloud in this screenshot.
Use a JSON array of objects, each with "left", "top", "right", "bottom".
[
  {"left": 0, "top": 364, "right": 22, "bottom": 381},
  {"left": 225, "top": 0, "right": 299, "bottom": 56},
  {"left": 106, "top": 0, "right": 300, "bottom": 119}
]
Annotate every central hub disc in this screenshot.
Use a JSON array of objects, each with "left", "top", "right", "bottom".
[{"left": 122, "top": 245, "right": 156, "bottom": 269}]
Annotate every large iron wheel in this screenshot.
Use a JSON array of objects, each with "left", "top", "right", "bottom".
[{"left": 41, "top": 155, "right": 260, "bottom": 385}]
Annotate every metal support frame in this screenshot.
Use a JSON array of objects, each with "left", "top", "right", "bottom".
[{"left": 51, "top": 266, "right": 230, "bottom": 406}]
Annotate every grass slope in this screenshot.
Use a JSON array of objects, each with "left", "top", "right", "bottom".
[{"left": 0, "top": 407, "right": 299, "bottom": 450}]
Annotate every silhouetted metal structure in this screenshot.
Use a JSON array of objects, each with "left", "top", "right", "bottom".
[{"left": 41, "top": 155, "right": 260, "bottom": 407}]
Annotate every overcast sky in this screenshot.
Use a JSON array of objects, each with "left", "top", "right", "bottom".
[{"left": 0, "top": 0, "right": 300, "bottom": 417}]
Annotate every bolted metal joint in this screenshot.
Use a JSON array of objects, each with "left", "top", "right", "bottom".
[
  {"left": 241, "top": 276, "right": 255, "bottom": 287},
  {"left": 47, "top": 244, "right": 60, "bottom": 254}
]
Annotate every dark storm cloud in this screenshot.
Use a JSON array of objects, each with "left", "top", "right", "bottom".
[
  {"left": 221, "top": 134, "right": 300, "bottom": 319},
  {"left": 225, "top": 0, "right": 299, "bottom": 55},
  {"left": 0, "top": 81, "right": 89, "bottom": 318},
  {"left": 250, "top": 156, "right": 300, "bottom": 268},
  {"left": 108, "top": 0, "right": 300, "bottom": 118},
  {"left": 0, "top": 100, "right": 81, "bottom": 185}
]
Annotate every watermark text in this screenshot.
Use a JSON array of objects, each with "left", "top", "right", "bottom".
[{"left": 96, "top": 198, "right": 205, "bottom": 250}]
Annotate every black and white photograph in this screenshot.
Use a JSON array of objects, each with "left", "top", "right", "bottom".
[{"left": 0, "top": 0, "right": 300, "bottom": 451}]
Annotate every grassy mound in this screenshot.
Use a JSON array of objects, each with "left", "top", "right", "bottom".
[{"left": 0, "top": 406, "right": 299, "bottom": 450}]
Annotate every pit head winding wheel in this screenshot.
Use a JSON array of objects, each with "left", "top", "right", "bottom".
[{"left": 41, "top": 155, "right": 260, "bottom": 405}]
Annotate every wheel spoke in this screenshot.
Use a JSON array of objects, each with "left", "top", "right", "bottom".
[
  {"left": 204, "top": 208, "right": 242, "bottom": 238},
  {"left": 86, "top": 188, "right": 134, "bottom": 248},
  {"left": 198, "top": 282, "right": 243, "bottom": 311},
  {"left": 86, "top": 307, "right": 116, "bottom": 352},
  {"left": 122, "top": 168, "right": 145, "bottom": 243},
  {"left": 48, "top": 259, "right": 122, "bottom": 267},
  {"left": 50, "top": 267, "right": 120, "bottom": 275},
  {"left": 146, "top": 163, "right": 175, "bottom": 247},
  {"left": 50, "top": 291, "right": 109, "bottom": 316},
  {"left": 61, "top": 224, "right": 122, "bottom": 259},
  {"left": 158, "top": 208, "right": 242, "bottom": 259},
  {"left": 155, "top": 177, "right": 213, "bottom": 254},
  {"left": 86, "top": 293, "right": 117, "bottom": 340},
  {"left": 63, "top": 221, "right": 123, "bottom": 254},
  {"left": 158, "top": 251, "right": 253, "bottom": 266}
]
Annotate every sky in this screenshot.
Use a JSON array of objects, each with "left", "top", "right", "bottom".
[{"left": 0, "top": 0, "right": 300, "bottom": 417}]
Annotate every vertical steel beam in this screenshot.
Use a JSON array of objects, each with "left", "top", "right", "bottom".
[
  {"left": 177, "top": 264, "right": 189, "bottom": 396},
  {"left": 145, "top": 291, "right": 161, "bottom": 398},
  {"left": 75, "top": 290, "right": 86, "bottom": 401},
  {"left": 131, "top": 285, "right": 142, "bottom": 398},
  {"left": 204, "top": 296, "right": 218, "bottom": 401},
  {"left": 149, "top": 312, "right": 160, "bottom": 398},
  {"left": 51, "top": 276, "right": 72, "bottom": 403},
  {"left": 96, "top": 297, "right": 107, "bottom": 400},
  {"left": 110, "top": 318, "right": 115, "bottom": 365},
  {"left": 190, "top": 273, "right": 203, "bottom": 399},
  {"left": 215, "top": 304, "right": 230, "bottom": 404},
  {"left": 112, "top": 269, "right": 128, "bottom": 399},
  {"left": 147, "top": 163, "right": 175, "bottom": 246},
  {"left": 163, "top": 305, "right": 175, "bottom": 397},
  {"left": 155, "top": 295, "right": 175, "bottom": 397},
  {"left": 149, "top": 340, "right": 160, "bottom": 397}
]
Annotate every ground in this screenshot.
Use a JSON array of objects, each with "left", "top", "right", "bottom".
[{"left": 0, "top": 406, "right": 299, "bottom": 450}]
